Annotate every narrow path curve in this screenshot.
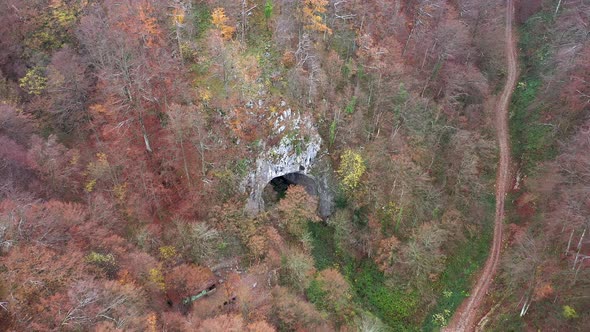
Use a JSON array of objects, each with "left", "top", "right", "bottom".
[{"left": 444, "top": 0, "right": 518, "bottom": 330}]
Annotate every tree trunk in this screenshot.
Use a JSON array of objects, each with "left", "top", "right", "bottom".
[
  {"left": 241, "top": 0, "right": 247, "bottom": 43},
  {"left": 179, "top": 135, "right": 191, "bottom": 187},
  {"left": 139, "top": 116, "right": 153, "bottom": 153},
  {"left": 566, "top": 229, "right": 574, "bottom": 255},
  {"left": 554, "top": 0, "right": 563, "bottom": 18}
]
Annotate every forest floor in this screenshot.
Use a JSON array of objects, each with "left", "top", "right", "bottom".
[{"left": 444, "top": 0, "right": 518, "bottom": 330}]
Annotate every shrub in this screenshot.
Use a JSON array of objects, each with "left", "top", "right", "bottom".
[
  {"left": 345, "top": 96, "right": 357, "bottom": 114},
  {"left": 264, "top": 0, "right": 273, "bottom": 20},
  {"left": 280, "top": 250, "right": 316, "bottom": 293},
  {"left": 19, "top": 67, "right": 47, "bottom": 95},
  {"left": 271, "top": 286, "right": 324, "bottom": 330},
  {"left": 149, "top": 267, "right": 166, "bottom": 290},
  {"left": 563, "top": 305, "right": 578, "bottom": 320},
  {"left": 307, "top": 221, "right": 337, "bottom": 270},
  {"left": 86, "top": 251, "right": 118, "bottom": 278},
  {"left": 159, "top": 246, "right": 177, "bottom": 261}
]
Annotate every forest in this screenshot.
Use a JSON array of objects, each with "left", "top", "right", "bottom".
[{"left": 0, "top": 0, "right": 588, "bottom": 331}]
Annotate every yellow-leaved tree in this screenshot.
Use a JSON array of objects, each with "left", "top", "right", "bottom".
[
  {"left": 337, "top": 149, "right": 366, "bottom": 193},
  {"left": 19, "top": 67, "right": 47, "bottom": 95},
  {"left": 211, "top": 8, "right": 236, "bottom": 40},
  {"left": 301, "top": 0, "right": 332, "bottom": 34}
]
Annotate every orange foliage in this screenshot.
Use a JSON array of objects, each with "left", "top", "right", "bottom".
[
  {"left": 375, "top": 235, "right": 400, "bottom": 274},
  {"left": 199, "top": 314, "right": 243, "bottom": 332},
  {"left": 247, "top": 320, "right": 276, "bottom": 331},
  {"left": 15, "top": 200, "right": 86, "bottom": 248},
  {"left": 118, "top": 269, "right": 135, "bottom": 285},
  {"left": 165, "top": 264, "right": 215, "bottom": 304},
  {"left": 315, "top": 269, "right": 354, "bottom": 322},
  {"left": 247, "top": 234, "right": 268, "bottom": 261},
  {"left": 264, "top": 226, "right": 286, "bottom": 267},
  {"left": 278, "top": 186, "right": 320, "bottom": 223},
  {"left": 229, "top": 107, "right": 271, "bottom": 143},
  {"left": 116, "top": 2, "right": 162, "bottom": 47},
  {"left": 282, "top": 51, "right": 296, "bottom": 68},
  {"left": 211, "top": 8, "right": 236, "bottom": 40},
  {"left": 301, "top": 0, "right": 332, "bottom": 34},
  {"left": 270, "top": 286, "right": 324, "bottom": 330},
  {"left": 276, "top": 186, "right": 320, "bottom": 240},
  {"left": 534, "top": 282, "right": 554, "bottom": 301},
  {"left": 2, "top": 244, "right": 87, "bottom": 329}
]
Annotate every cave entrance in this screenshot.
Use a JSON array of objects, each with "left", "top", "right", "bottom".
[{"left": 262, "top": 172, "right": 318, "bottom": 207}]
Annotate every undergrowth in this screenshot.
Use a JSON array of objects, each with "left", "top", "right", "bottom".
[
  {"left": 509, "top": 11, "right": 557, "bottom": 173},
  {"left": 423, "top": 194, "right": 495, "bottom": 330},
  {"left": 307, "top": 221, "right": 418, "bottom": 331}
]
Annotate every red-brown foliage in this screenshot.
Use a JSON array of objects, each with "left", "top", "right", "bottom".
[{"left": 165, "top": 264, "right": 215, "bottom": 307}]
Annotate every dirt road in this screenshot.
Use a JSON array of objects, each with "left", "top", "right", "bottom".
[{"left": 443, "top": 0, "right": 518, "bottom": 331}]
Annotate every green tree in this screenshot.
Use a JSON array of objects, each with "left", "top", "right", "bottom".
[{"left": 264, "top": 0, "right": 273, "bottom": 20}]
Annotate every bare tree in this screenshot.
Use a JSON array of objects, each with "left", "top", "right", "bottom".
[{"left": 78, "top": 1, "right": 184, "bottom": 153}]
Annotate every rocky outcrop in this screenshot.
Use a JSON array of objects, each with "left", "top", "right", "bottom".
[{"left": 243, "top": 108, "right": 334, "bottom": 218}]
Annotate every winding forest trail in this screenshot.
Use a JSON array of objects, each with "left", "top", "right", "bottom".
[{"left": 444, "top": 0, "right": 517, "bottom": 331}]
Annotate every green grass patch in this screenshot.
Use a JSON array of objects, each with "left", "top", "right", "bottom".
[
  {"left": 192, "top": 3, "right": 212, "bottom": 39},
  {"left": 423, "top": 194, "right": 495, "bottom": 331},
  {"left": 345, "top": 96, "right": 357, "bottom": 114},
  {"left": 308, "top": 197, "right": 493, "bottom": 331},
  {"left": 487, "top": 312, "right": 525, "bottom": 332},
  {"left": 307, "top": 221, "right": 338, "bottom": 271},
  {"left": 305, "top": 278, "right": 328, "bottom": 308},
  {"left": 344, "top": 259, "right": 419, "bottom": 331},
  {"left": 307, "top": 221, "right": 419, "bottom": 330},
  {"left": 509, "top": 11, "right": 558, "bottom": 172},
  {"left": 509, "top": 76, "right": 557, "bottom": 171}
]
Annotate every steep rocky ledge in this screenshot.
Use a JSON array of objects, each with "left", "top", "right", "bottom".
[{"left": 243, "top": 108, "right": 334, "bottom": 218}]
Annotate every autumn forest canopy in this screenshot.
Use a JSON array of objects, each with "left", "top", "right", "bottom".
[{"left": 0, "top": 0, "right": 589, "bottom": 331}]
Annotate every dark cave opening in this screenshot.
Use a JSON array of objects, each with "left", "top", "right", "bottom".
[
  {"left": 262, "top": 172, "right": 318, "bottom": 207},
  {"left": 269, "top": 176, "right": 293, "bottom": 199}
]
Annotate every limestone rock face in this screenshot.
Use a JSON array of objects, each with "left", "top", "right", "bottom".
[{"left": 244, "top": 108, "right": 334, "bottom": 218}]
